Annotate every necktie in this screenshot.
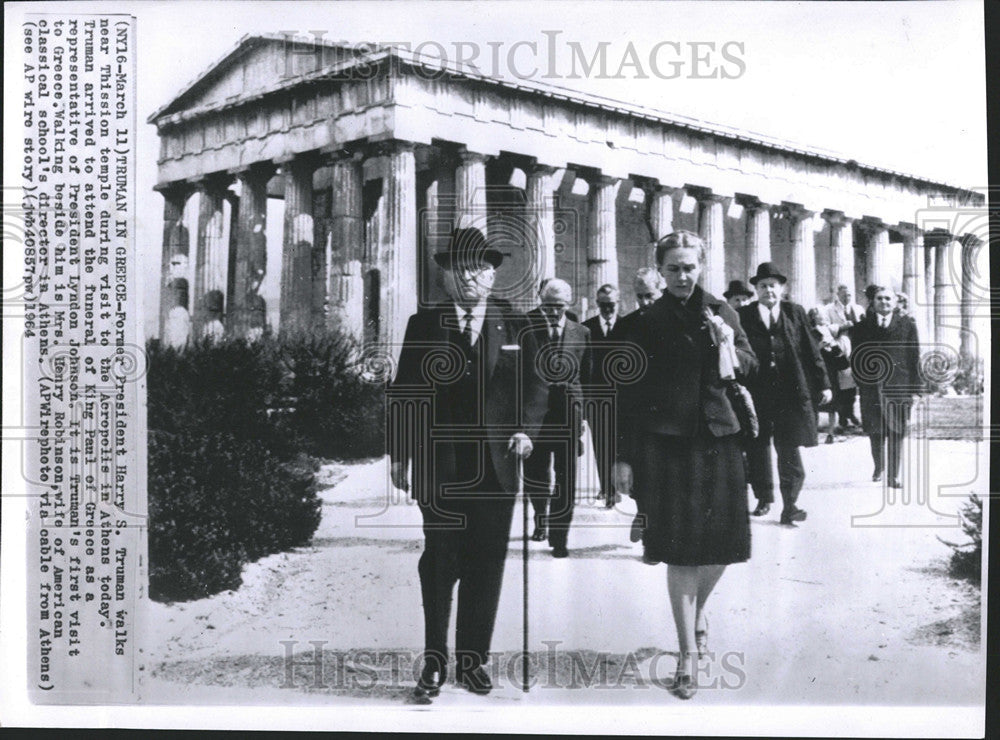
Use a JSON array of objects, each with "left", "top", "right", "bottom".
[
  {"left": 605, "top": 319, "right": 612, "bottom": 336},
  {"left": 462, "top": 312, "right": 474, "bottom": 345},
  {"left": 549, "top": 324, "right": 559, "bottom": 342}
]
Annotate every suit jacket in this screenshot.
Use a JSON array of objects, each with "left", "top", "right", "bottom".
[
  {"left": 849, "top": 311, "right": 923, "bottom": 435},
  {"left": 616, "top": 286, "right": 757, "bottom": 464},
  {"left": 737, "top": 300, "right": 830, "bottom": 447},
  {"left": 582, "top": 313, "right": 621, "bottom": 389},
  {"left": 526, "top": 308, "right": 591, "bottom": 437},
  {"left": 387, "top": 297, "right": 549, "bottom": 496}
]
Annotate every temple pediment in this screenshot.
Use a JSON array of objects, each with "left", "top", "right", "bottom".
[{"left": 149, "top": 34, "right": 363, "bottom": 122}]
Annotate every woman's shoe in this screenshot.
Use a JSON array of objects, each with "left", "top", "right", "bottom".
[
  {"left": 670, "top": 671, "right": 697, "bottom": 700},
  {"left": 825, "top": 433, "right": 835, "bottom": 444}
]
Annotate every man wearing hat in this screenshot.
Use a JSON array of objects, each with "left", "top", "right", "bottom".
[
  {"left": 388, "top": 227, "right": 548, "bottom": 701},
  {"left": 723, "top": 279, "right": 754, "bottom": 311},
  {"left": 737, "top": 262, "right": 832, "bottom": 525}
]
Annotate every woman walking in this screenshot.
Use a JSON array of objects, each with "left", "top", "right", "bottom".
[{"left": 614, "top": 231, "right": 758, "bottom": 699}]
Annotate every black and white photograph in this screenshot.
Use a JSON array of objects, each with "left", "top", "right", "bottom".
[{"left": 2, "top": 0, "right": 991, "bottom": 734}]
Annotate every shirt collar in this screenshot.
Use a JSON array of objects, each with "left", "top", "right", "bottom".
[
  {"left": 758, "top": 301, "right": 779, "bottom": 323},
  {"left": 455, "top": 301, "right": 488, "bottom": 337}
]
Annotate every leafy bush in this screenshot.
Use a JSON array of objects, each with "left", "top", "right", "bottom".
[
  {"left": 146, "top": 327, "right": 383, "bottom": 602},
  {"left": 274, "top": 330, "right": 386, "bottom": 460},
  {"left": 937, "top": 493, "right": 982, "bottom": 584},
  {"left": 147, "top": 430, "right": 320, "bottom": 602},
  {"left": 952, "top": 356, "right": 984, "bottom": 396}
]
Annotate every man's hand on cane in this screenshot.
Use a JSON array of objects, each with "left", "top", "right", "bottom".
[{"left": 507, "top": 433, "right": 533, "bottom": 459}]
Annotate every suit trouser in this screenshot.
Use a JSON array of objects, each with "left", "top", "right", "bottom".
[
  {"left": 868, "top": 400, "right": 912, "bottom": 481},
  {"left": 417, "top": 454, "right": 515, "bottom": 673},
  {"left": 524, "top": 435, "right": 577, "bottom": 549},
  {"left": 586, "top": 403, "right": 614, "bottom": 498},
  {"left": 747, "top": 418, "right": 805, "bottom": 511},
  {"left": 836, "top": 387, "right": 858, "bottom": 425}
]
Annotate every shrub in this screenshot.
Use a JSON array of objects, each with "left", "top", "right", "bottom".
[
  {"left": 937, "top": 493, "right": 982, "bottom": 584},
  {"left": 274, "top": 330, "right": 386, "bottom": 460},
  {"left": 147, "top": 430, "right": 320, "bottom": 602}
]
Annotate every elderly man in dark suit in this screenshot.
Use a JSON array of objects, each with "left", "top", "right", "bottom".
[
  {"left": 737, "top": 262, "right": 832, "bottom": 526},
  {"left": 388, "top": 227, "right": 548, "bottom": 702},
  {"left": 850, "top": 286, "right": 924, "bottom": 487},
  {"left": 582, "top": 283, "right": 621, "bottom": 505},
  {"left": 525, "top": 278, "right": 592, "bottom": 557}
]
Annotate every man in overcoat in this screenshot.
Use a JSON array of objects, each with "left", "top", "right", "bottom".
[
  {"left": 849, "top": 286, "right": 924, "bottom": 487},
  {"left": 388, "top": 227, "right": 548, "bottom": 701},
  {"left": 525, "top": 278, "right": 591, "bottom": 557},
  {"left": 738, "top": 262, "right": 832, "bottom": 525}
]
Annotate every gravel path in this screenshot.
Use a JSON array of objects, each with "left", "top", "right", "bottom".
[{"left": 144, "top": 435, "right": 985, "bottom": 710}]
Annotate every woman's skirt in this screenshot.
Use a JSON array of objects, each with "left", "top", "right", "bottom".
[{"left": 634, "top": 431, "right": 750, "bottom": 566}]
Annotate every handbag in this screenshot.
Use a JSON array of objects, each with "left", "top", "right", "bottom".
[{"left": 822, "top": 344, "right": 849, "bottom": 372}]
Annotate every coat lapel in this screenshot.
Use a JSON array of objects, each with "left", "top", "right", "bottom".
[{"left": 483, "top": 298, "right": 504, "bottom": 384}]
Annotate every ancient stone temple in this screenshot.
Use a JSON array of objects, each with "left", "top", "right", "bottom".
[{"left": 150, "top": 34, "right": 984, "bottom": 367}]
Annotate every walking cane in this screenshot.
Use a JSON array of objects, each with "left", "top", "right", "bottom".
[{"left": 519, "top": 453, "right": 529, "bottom": 693}]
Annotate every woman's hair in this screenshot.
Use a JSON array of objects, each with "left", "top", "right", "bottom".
[
  {"left": 807, "top": 307, "right": 825, "bottom": 326},
  {"left": 655, "top": 230, "right": 706, "bottom": 267}
]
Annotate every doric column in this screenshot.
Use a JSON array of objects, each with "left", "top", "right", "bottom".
[
  {"left": 959, "top": 234, "right": 981, "bottom": 363},
  {"left": 157, "top": 185, "right": 193, "bottom": 336},
  {"left": 279, "top": 155, "right": 318, "bottom": 334},
  {"left": 326, "top": 150, "right": 365, "bottom": 340},
  {"left": 644, "top": 181, "right": 675, "bottom": 242},
  {"left": 194, "top": 176, "right": 231, "bottom": 337},
  {"left": 825, "top": 211, "right": 855, "bottom": 299},
  {"left": 787, "top": 205, "right": 818, "bottom": 307},
  {"left": 525, "top": 163, "right": 559, "bottom": 283},
  {"left": 696, "top": 191, "right": 726, "bottom": 296},
  {"left": 864, "top": 220, "right": 891, "bottom": 290},
  {"left": 743, "top": 198, "right": 771, "bottom": 278},
  {"left": 900, "top": 225, "right": 927, "bottom": 346},
  {"left": 378, "top": 141, "right": 418, "bottom": 352},
  {"left": 933, "top": 236, "right": 959, "bottom": 349},
  {"left": 231, "top": 163, "right": 272, "bottom": 336},
  {"left": 587, "top": 174, "right": 620, "bottom": 300},
  {"left": 455, "top": 149, "right": 490, "bottom": 233}
]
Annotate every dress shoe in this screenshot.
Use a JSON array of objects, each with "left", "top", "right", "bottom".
[
  {"left": 751, "top": 502, "right": 770, "bottom": 517},
  {"left": 872, "top": 469, "right": 883, "bottom": 482},
  {"left": 530, "top": 525, "right": 547, "bottom": 542},
  {"left": 779, "top": 507, "right": 807, "bottom": 526},
  {"left": 456, "top": 665, "right": 492, "bottom": 695},
  {"left": 409, "top": 665, "right": 445, "bottom": 704},
  {"left": 825, "top": 434, "right": 835, "bottom": 444},
  {"left": 629, "top": 514, "right": 644, "bottom": 543},
  {"left": 552, "top": 545, "right": 569, "bottom": 558},
  {"left": 888, "top": 479, "right": 902, "bottom": 489},
  {"left": 669, "top": 671, "right": 696, "bottom": 700}
]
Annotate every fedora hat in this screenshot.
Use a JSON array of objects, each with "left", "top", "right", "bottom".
[
  {"left": 749, "top": 261, "right": 787, "bottom": 285},
  {"left": 433, "top": 227, "right": 504, "bottom": 269},
  {"left": 723, "top": 279, "right": 754, "bottom": 298}
]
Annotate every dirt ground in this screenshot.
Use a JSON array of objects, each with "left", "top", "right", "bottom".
[{"left": 143, "top": 433, "right": 986, "bottom": 717}]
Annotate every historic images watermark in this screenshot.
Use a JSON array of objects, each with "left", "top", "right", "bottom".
[
  {"left": 278, "top": 641, "right": 748, "bottom": 693},
  {"left": 276, "top": 30, "right": 747, "bottom": 82}
]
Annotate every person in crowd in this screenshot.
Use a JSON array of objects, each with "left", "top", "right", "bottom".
[
  {"left": 525, "top": 279, "right": 591, "bottom": 557},
  {"left": 823, "top": 283, "right": 864, "bottom": 429},
  {"left": 808, "top": 307, "right": 843, "bottom": 444},
  {"left": 611, "top": 267, "right": 665, "bottom": 541},
  {"left": 895, "top": 292, "right": 910, "bottom": 316},
  {"left": 723, "top": 280, "right": 754, "bottom": 310},
  {"left": 388, "top": 227, "right": 548, "bottom": 702},
  {"left": 737, "top": 262, "right": 831, "bottom": 525},
  {"left": 850, "top": 286, "right": 924, "bottom": 488},
  {"left": 539, "top": 277, "right": 579, "bottom": 322},
  {"left": 614, "top": 231, "right": 757, "bottom": 700},
  {"left": 582, "top": 284, "right": 621, "bottom": 505}
]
